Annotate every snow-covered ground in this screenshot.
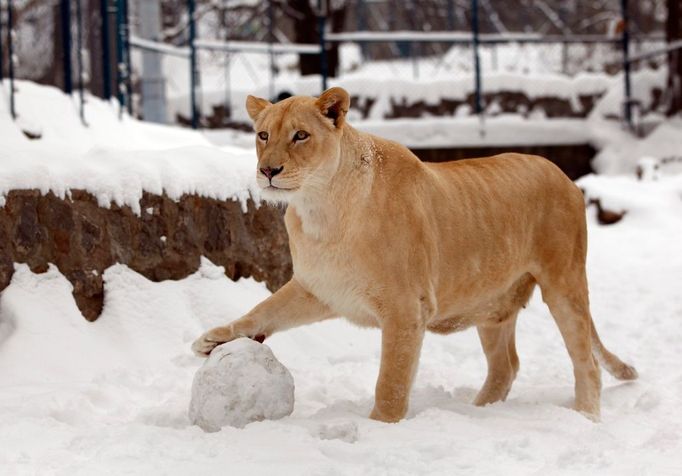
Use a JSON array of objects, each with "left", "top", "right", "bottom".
[
  {"left": 1, "top": 80, "right": 682, "bottom": 475},
  {"left": 1, "top": 177, "right": 681, "bottom": 475}
]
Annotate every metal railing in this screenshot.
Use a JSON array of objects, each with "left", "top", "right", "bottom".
[{"left": 2, "top": 0, "right": 679, "bottom": 134}]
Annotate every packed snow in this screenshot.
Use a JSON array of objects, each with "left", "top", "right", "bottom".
[
  {"left": 0, "top": 81, "right": 260, "bottom": 212},
  {"left": 189, "top": 338, "right": 295, "bottom": 431}
]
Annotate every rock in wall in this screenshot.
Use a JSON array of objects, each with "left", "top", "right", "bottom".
[{"left": 0, "top": 190, "right": 292, "bottom": 321}]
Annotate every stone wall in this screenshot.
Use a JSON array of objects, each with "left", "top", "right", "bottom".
[
  {"left": 382, "top": 92, "right": 601, "bottom": 120},
  {"left": 0, "top": 190, "right": 292, "bottom": 321},
  {"left": 195, "top": 91, "right": 605, "bottom": 128}
]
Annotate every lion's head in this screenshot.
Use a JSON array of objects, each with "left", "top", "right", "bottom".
[{"left": 245, "top": 87, "right": 350, "bottom": 203}]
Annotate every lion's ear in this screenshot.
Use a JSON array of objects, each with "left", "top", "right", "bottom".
[
  {"left": 316, "top": 87, "right": 350, "bottom": 128},
  {"left": 245, "top": 95, "right": 272, "bottom": 122}
]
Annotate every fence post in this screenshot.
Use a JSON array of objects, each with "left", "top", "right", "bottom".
[
  {"left": 100, "top": 0, "right": 112, "bottom": 100},
  {"left": 446, "top": 0, "right": 455, "bottom": 30},
  {"left": 470, "top": 0, "right": 482, "bottom": 117},
  {"left": 60, "top": 0, "right": 73, "bottom": 95},
  {"left": 223, "top": 53, "right": 231, "bottom": 119},
  {"left": 123, "top": 0, "right": 132, "bottom": 115},
  {"left": 115, "top": 0, "right": 126, "bottom": 114},
  {"left": 620, "top": 0, "right": 633, "bottom": 130},
  {"left": 139, "top": 0, "right": 167, "bottom": 123},
  {"left": 188, "top": 0, "right": 199, "bottom": 129},
  {"left": 75, "top": 0, "right": 86, "bottom": 124},
  {"left": 267, "top": 0, "right": 275, "bottom": 100},
  {"left": 317, "top": 0, "right": 328, "bottom": 92},
  {"left": 0, "top": 2, "right": 4, "bottom": 82},
  {"left": 408, "top": 0, "right": 419, "bottom": 80},
  {"left": 7, "top": 0, "right": 15, "bottom": 119},
  {"left": 357, "top": 0, "right": 367, "bottom": 59}
]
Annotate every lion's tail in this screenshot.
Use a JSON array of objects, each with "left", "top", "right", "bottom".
[{"left": 590, "top": 319, "right": 638, "bottom": 380}]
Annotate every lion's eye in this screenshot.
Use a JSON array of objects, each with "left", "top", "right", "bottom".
[
  {"left": 258, "top": 131, "right": 269, "bottom": 141},
  {"left": 293, "top": 130, "right": 310, "bottom": 142}
]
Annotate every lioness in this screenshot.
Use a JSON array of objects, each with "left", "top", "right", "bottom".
[{"left": 193, "top": 87, "right": 637, "bottom": 422}]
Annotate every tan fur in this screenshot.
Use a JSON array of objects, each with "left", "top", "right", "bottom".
[{"left": 193, "top": 88, "right": 637, "bottom": 423}]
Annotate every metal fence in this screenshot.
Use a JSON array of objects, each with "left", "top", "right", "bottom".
[
  {"left": 0, "top": 0, "right": 679, "bottom": 133},
  {"left": 0, "top": 0, "right": 16, "bottom": 119}
]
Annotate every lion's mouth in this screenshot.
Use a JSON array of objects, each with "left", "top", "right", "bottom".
[{"left": 264, "top": 185, "right": 297, "bottom": 192}]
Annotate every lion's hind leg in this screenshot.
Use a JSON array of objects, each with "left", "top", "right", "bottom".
[
  {"left": 538, "top": 272, "right": 602, "bottom": 420},
  {"left": 474, "top": 274, "right": 535, "bottom": 406},
  {"left": 474, "top": 317, "right": 520, "bottom": 406}
]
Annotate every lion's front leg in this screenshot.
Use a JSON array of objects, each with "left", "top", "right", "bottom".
[
  {"left": 370, "top": 311, "right": 426, "bottom": 423},
  {"left": 192, "top": 278, "right": 335, "bottom": 357}
]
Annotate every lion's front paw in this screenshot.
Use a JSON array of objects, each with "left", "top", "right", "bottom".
[{"left": 191, "top": 326, "right": 235, "bottom": 357}]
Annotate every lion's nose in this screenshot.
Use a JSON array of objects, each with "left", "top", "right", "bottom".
[{"left": 260, "top": 166, "right": 283, "bottom": 179}]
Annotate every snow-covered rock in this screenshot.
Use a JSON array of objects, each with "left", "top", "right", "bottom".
[{"left": 189, "top": 338, "right": 294, "bottom": 431}]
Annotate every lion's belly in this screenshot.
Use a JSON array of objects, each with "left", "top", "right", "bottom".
[
  {"left": 426, "top": 303, "right": 500, "bottom": 334},
  {"left": 428, "top": 272, "right": 537, "bottom": 333}
]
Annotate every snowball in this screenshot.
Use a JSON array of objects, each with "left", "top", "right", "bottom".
[{"left": 189, "top": 338, "right": 294, "bottom": 431}]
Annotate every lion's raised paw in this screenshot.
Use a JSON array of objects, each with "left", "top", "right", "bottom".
[{"left": 191, "top": 327, "right": 234, "bottom": 357}]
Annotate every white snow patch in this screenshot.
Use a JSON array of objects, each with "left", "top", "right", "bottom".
[
  {"left": 0, "top": 81, "right": 260, "bottom": 213},
  {"left": 578, "top": 173, "right": 682, "bottom": 227},
  {"left": 590, "top": 118, "right": 682, "bottom": 175}
]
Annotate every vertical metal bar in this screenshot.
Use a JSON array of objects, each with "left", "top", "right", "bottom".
[
  {"left": 0, "top": 2, "right": 4, "bottom": 82},
  {"left": 188, "top": 0, "right": 199, "bottom": 129},
  {"left": 61, "top": 0, "right": 73, "bottom": 95},
  {"left": 620, "top": 0, "right": 633, "bottom": 130},
  {"left": 408, "top": 0, "right": 418, "bottom": 80},
  {"left": 268, "top": 0, "right": 275, "bottom": 100},
  {"left": 222, "top": 0, "right": 230, "bottom": 118},
  {"left": 317, "top": 0, "right": 328, "bottom": 92},
  {"left": 446, "top": 0, "right": 455, "bottom": 30},
  {"left": 123, "top": 0, "right": 132, "bottom": 115},
  {"left": 140, "top": 0, "right": 167, "bottom": 123},
  {"left": 75, "top": 0, "right": 86, "bottom": 124},
  {"left": 411, "top": 44, "right": 419, "bottom": 80},
  {"left": 7, "top": 0, "right": 15, "bottom": 118},
  {"left": 357, "top": 0, "right": 367, "bottom": 59},
  {"left": 470, "top": 0, "right": 482, "bottom": 117},
  {"left": 224, "top": 53, "right": 231, "bottom": 119},
  {"left": 100, "top": 0, "right": 112, "bottom": 100},
  {"left": 357, "top": 0, "right": 365, "bottom": 31},
  {"left": 115, "top": 0, "right": 126, "bottom": 114}
]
